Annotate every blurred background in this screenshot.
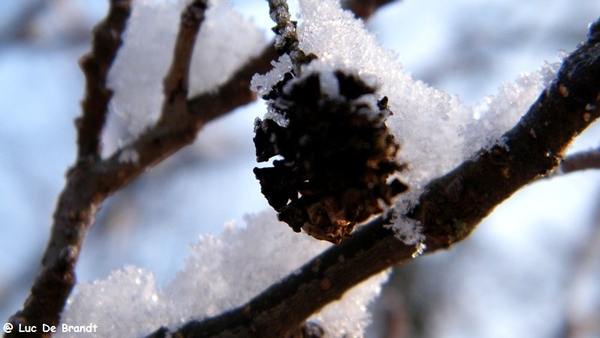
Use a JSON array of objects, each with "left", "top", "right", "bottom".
[{"left": 1, "top": 0, "right": 599, "bottom": 337}]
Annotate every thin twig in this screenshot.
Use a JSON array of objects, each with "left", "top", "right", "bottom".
[
  {"left": 268, "top": 0, "right": 298, "bottom": 53},
  {"left": 556, "top": 146, "right": 600, "bottom": 175},
  {"left": 159, "top": 0, "right": 208, "bottom": 124},
  {"left": 162, "top": 17, "right": 600, "bottom": 338},
  {"left": 268, "top": 0, "right": 311, "bottom": 69},
  {"left": 77, "top": 0, "right": 132, "bottom": 163}
]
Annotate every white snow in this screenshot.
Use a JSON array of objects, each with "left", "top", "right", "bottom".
[
  {"left": 248, "top": 0, "right": 558, "bottom": 245},
  {"left": 250, "top": 53, "right": 293, "bottom": 97},
  {"left": 104, "top": 0, "right": 266, "bottom": 149},
  {"left": 58, "top": 211, "right": 387, "bottom": 337},
  {"left": 117, "top": 148, "right": 139, "bottom": 164},
  {"left": 61, "top": 266, "right": 165, "bottom": 337}
]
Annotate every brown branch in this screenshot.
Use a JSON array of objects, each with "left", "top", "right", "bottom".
[
  {"left": 166, "top": 211, "right": 408, "bottom": 338},
  {"left": 341, "top": 0, "right": 400, "bottom": 20},
  {"left": 161, "top": 17, "right": 600, "bottom": 338},
  {"left": 159, "top": 0, "right": 208, "bottom": 124},
  {"left": 556, "top": 147, "right": 600, "bottom": 174},
  {"left": 267, "top": 0, "right": 314, "bottom": 70},
  {"left": 77, "top": 0, "right": 131, "bottom": 163}
]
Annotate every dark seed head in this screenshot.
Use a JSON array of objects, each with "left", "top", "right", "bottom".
[{"left": 254, "top": 68, "right": 408, "bottom": 243}]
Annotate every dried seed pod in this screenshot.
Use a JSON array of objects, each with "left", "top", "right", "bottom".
[{"left": 254, "top": 68, "right": 408, "bottom": 243}]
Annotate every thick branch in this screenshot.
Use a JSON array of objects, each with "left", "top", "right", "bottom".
[
  {"left": 77, "top": 0, "right": 131, "bottom": 163},
  {"left": 414, "top": 16, "right": 600, "bottom": 247},
  {"left": 164, "top": 17, "right": 600, "bottom": 338}
]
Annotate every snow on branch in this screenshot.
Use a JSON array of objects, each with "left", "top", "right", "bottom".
[
  {"left": 7, "top": 0, "right": 599, "bottom": 336},
  {"left": 253, "top": 0, "right": 409, "bottom": 244},
  {"left": 5, "top": 1, "right": 267, "bottom": 336},
  {"left": 7, "top": 0, "right": 405, "bottom": 336},
  {"left": 157, "top": 14, "right": 600, "bottom": 337},
  {"left": 56, "top": 0, "right": 600, "bottom": 335},
  {"left": 103, "top": 0, "right": 265, "bottom": 139}
]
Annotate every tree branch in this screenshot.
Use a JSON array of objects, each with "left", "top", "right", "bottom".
[
  {"left": 159, "top": 0, "right": 208, "bottom": 124},
  {"left": 341, "top": 0, "right": 400, "bottom": 20},
  {"left": 5, "top": 2, "right": 133, "bottom": 336},
  {"left": 555, "top": 146, "right": 600, "bottom": 175},
  {"left": 186, "top": 44, "right": 278, "bottom": 122},
  {"left": 5, "top": 1, "right": 398, "bottom": 336},
  {"left": 268, "top": 0, "right": 299, "bottom": 54},
  {"left": 163, "top": 17, "right": 600, "bottom": 338},
  {"left": 77, "top": 0, "right": 131, "bottom": 163}
]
